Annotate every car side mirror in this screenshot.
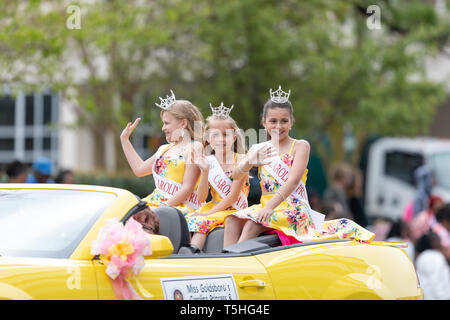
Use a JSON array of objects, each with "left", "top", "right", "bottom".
[{"left": 147, "top": 234, "right": 174, "bottom": 258}]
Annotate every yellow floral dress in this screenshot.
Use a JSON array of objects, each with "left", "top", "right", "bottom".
[
  {"left": 229, "top": 140, "right": 375, "bottom": 243},
  {"left": 141, "top": 144, "right": 197, "bottom": 216},
  {"left": 186, "top": 154, "right": 250, "bottom": 235}
]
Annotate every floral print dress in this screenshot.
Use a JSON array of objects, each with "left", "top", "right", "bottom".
[
  {"left": 141, "top": 144, "right": 196, "bottom": 216},
  {"left": 230, "top": 140, "right": 375, "bottom": 243},
  {"left": 186, "top": 154, "right": 250, "bottom": 235}
]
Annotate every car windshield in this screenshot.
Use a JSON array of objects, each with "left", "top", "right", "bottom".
[
  {"left": 0, "top": 189, "right": 116, "bottom": 258},
  {"left": 431, "top": 152, "right": 450, "bottom": 190}
]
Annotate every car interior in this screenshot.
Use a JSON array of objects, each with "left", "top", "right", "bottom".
[
  {"left": 126, "top": 205, "right": 283, "bottom": 256},
  {"left": 120, "top": 169, "right": 288, "bottom": 256},
  {"left": 155, "top": 206, "right": 283, "bottom": 256},
  {"left": 126, "top": 203, "right": 347, "bottom": 257}
]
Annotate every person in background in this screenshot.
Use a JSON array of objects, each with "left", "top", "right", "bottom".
[
  {"left": 432, "top": 203, "right": 450, "bottom": 263},
  {"left": 320, "top": 200, "right": 341, "bottom": 221},
  {"left": 132, "top": 206, "right": 160, "bottom": 235},
  {"left": 415, "top": 232, "right": 450, "bottom": 300},
  {"left": 412, "top": 165, "right": 435, "bottom": 217},
  {"left": 306, "top": 187, "right": 322, "bottom": 212},
  {"left": 346, "top": 167, "right": 368, "bottom": 227},
  {"left": 5, "top": 160, "right": 28, "bottom": 183},
  {"left": 409, "top": 195, "right": 444, "bottom": 242},
  {"left": 323, "top": 163, "right": 353, "bottom": 220},
  {"left": 55, "top": 169, "right": 75, "bottom": 184},
  {"left": 402, "top": 165, "right": 435, "bottom": 223},
  {"left": 26, "top": 157, "right": 55, "bottom": 183},
  {"left": 386, "top": 219, "right": 415, "bottom": 262},
  {"left": 368, "top": 218, "right": 393, "bottom": 241}
]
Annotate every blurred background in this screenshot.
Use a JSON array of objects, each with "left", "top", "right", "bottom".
[
  {"left": 0, "top": 0, "right": 450, "bottom": 218},
  {"left": 1, "top": 0, "right": 450, "bottom": 299}
]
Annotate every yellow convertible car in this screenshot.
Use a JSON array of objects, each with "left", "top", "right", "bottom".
[{"left": 0, "top": 184, "right": 423, "bottom": 300}]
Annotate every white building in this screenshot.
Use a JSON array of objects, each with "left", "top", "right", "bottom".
[
  {"left": 0, "top": 89, "right": 59, "bottom": 170},
  {"left": 0, "top": 87, "right": 151, "bottom": 175}
]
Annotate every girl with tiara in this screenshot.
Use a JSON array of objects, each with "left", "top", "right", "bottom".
[
  {"left": 224, "top": 86, "right": 375, "bottom": 247},
  {"left": 120, "top": 90, "right": 205, "bottom": 216},
  {"left": 185, "top": 102, "right": 250, "bottom": 252}
]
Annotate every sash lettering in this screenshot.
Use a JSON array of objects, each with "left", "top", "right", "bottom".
[
  {"left": 258, "top": 142, "right": 325, "bottom": 232},
  {"left": 207, "top": 155, "right": 248, "bottom": 210},
  {"left": 152, "top": 144, "right": 201, "bottom": 210}
]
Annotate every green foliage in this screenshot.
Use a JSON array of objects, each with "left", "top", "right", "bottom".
[{"left": 1, "top": 0, "right": 449, "bottom": 169}]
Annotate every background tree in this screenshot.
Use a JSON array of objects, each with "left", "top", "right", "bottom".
[{"left": 1, "top": 0, "right": 449, "bottom": 173}]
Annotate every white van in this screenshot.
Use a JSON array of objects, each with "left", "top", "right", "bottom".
[{"left": 365, "top": 137, "right": 450, "bottom": 221}]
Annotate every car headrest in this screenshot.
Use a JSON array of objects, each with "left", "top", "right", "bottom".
[{"left": 153, "top": 206, "right": 190, "bottom": 253}]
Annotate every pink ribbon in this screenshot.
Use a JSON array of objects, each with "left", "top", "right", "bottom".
[
  {"left": 110, "top": 277, "right": 143, "bottom": 300},
  {"left": 91, "top": 217, "right": 152, "bottom": 300}
]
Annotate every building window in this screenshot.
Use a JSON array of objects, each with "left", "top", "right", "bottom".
[
  {"left": 25, "top": 138, "right": 34, "bottom": 151},
  {"left": 0, "top": 95, "right": 15, "bottom": 126},
  {"left": 25, "top": 94, "right": 35, "bottom": 125},
  {"left": 0, "top": 91, "right": 59, "bottom": 168},
  {"left": 43, "top": 137, "right": 52, "bottom": 151},
  {"left": 0, "top": 138, "right": 14, "bottom": 151},
  {"left": 43, "top": 94, "right": 52, "bottom": 125}
]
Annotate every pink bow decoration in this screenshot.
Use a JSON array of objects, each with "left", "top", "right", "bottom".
[{"left": 91, "top": 217, "right": 152, "bottom": 300}]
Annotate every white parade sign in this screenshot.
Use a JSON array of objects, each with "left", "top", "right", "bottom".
[{"left": 160, "top": 274, "right": 239, "bottom": 300}]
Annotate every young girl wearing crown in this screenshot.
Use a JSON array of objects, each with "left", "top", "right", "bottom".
[
  {"left": 120, "top": 90, "right": 204, "bottom": 216},
  {"left": 224, "top": 86, "right": 375, "bottom": 247},
  {"left": 185, "top": 102, "right": 250, "bottom": 252}
]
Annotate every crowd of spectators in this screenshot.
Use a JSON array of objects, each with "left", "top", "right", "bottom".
[
  {"left": 1, "top": 158, "right": 74, "bottom": 185},
  {"left": 308, "top": 163, "right": 450, "bottom": 300}
]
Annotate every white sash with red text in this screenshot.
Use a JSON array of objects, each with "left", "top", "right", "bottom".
[
  {"left": 207, "top": 155, "right": 248, "bottom": 210},
  {"left": 260, "top": 142, "right": 325, "bottom": 232},
  {"left": 152, "top": 144, "right": 201, "bottom": 210}
]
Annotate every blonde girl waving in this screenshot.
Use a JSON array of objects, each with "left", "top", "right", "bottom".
[{"left": 120, "top": 90, "right": 204, "bottom": 216}]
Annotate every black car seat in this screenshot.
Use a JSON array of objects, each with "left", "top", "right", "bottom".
[
  {"left": 153, "top": 206, "right": 191, "bottom": 254},
  {"left": 203, "top": 227, "right": 283, "bottom": 254},
  {"left": 203, "top": 227, "right": 225, "bottom": 254}
]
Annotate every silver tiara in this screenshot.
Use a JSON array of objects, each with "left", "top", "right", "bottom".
[
  {"left": 155, "top": 89, "right": 176, "bottom": 110},
  {"left": 210, "top": 101, "right": 234, "bottom": 118},
  {"left": 270, "top": 85, "right": 291, "bottom": 104}
]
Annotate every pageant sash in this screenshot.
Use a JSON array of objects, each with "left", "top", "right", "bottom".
[
  {"left": 152, "top": 144, "right": 201, "bottom": 210},
  {"left": 207, "top": 155, "right": 248, "bottom": 210},
  {"left": 263, "top": 155, "right": 309, "bottom": 203},
  {"left": 260, "top": 142, "right": 325, "bottom": 232}
]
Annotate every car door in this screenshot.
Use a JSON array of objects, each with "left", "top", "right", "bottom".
[
  {"left": 0, "top": 257, "right": 98, "bottom": 299},
  {"left": 94, "top": 254, "right": 275, "bottom": 300}
]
